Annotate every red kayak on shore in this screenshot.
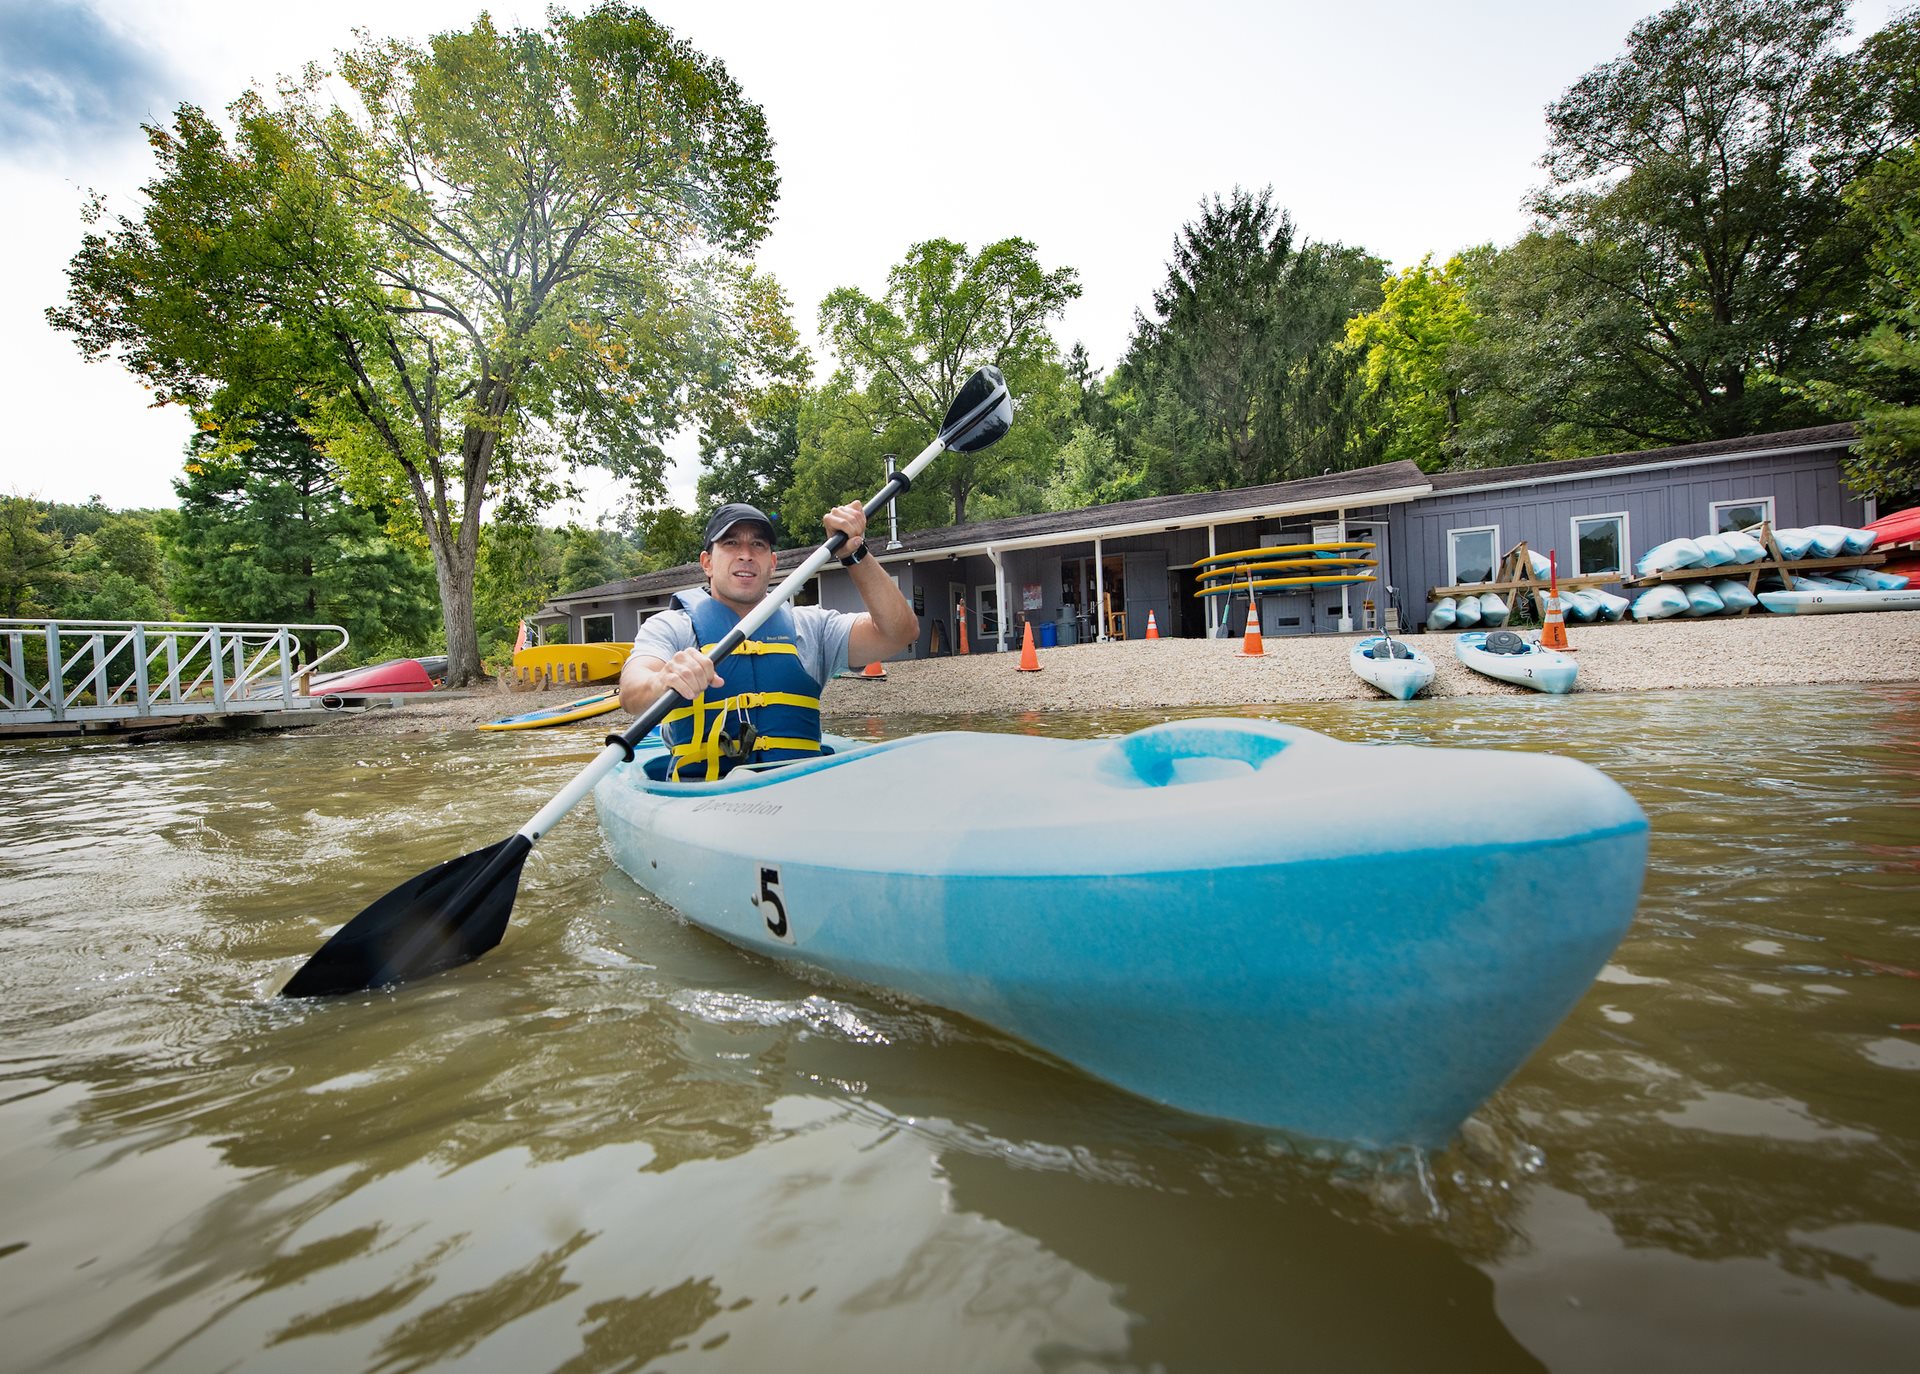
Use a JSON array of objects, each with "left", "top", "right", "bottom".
[
  {"left": 1866, "top": 505, "right": 1920, "bottom": 547},
  {"left": 309, "top": 658, "right": 438, "bottom": 695}
]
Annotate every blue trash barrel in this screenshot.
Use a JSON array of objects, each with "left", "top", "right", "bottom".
[{"left": 1038, "top": 620, "right": 1058, "bottom": 648}]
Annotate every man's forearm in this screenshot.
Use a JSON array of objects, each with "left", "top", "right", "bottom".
[{"left": 849, "top": 557, "right": 919, "bottom": 647}]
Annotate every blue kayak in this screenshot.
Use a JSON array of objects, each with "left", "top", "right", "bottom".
[{"left": 594, "top": 719, "right": 1647, "bottom": 1148}]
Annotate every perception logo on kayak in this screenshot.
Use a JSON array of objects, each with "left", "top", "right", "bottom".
[{"left": 690, "top": 799, "right": 784, "bottom": 816}]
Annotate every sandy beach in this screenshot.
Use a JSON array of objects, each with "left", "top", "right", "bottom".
[{"left": 304, "top": 612, "right": 1920, "bottom": 736}]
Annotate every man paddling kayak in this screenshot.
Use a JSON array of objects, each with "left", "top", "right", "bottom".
[{"left": 618, "top": 502, "right": 918, "bottom": 779}]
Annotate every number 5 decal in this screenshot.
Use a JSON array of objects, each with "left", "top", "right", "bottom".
[{"left": 757, "top": 865, "right": 791, "bottom": 942}]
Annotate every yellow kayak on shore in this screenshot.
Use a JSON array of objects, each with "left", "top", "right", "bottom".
[{"left": 510, "top": 642, "right": 629, "bottom": 687}]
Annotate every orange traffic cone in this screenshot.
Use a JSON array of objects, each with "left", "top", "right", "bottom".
[
  {"left": 1016, "top": 619, "right": 1042, "bottom": 672},
  {"left": 861, "top": 659, "right": 887, "bottom": 679},
  {"left": 1236, "top": 596, "right": 1264, "bottom": 657},
  {"left": 957, "top": 601, "right": 969, "bottom": 656},
  {"left": 1144, "top": 609, "right": 1160, "bottom": 640},
  {"left": 1540, "top": 550, "right": 1573, "bottom": 652}
]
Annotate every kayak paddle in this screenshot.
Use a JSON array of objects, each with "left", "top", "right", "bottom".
[{"left": 280, "top": 365, "right": 1013, "bottom": 997}]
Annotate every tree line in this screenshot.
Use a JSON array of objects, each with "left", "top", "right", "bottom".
[
  {"left": 0, "top": 419, "right": 682, "bottom": 667},
  {"left": 44, "top": 0, "right": 1920, "bottom": 680}
]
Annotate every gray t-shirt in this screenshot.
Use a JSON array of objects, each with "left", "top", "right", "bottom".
[{"left": 632, "top": 593, "right": 856, "bottom": 687}]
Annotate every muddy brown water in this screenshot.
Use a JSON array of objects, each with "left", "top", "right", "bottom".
[{"left": 2, "top": 685, "right": 1917, "bottom": 1372}]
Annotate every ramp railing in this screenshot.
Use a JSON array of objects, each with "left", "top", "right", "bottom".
[{"left": 0, "top": 619, "right": 350, "bottom": 727}]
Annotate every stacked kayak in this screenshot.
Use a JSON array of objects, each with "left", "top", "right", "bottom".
[
  {"left": 1194, "top": 543, "right": 1377, "bottom": 597},
  {"left": 1455, "top": 630, "right": 1578, "bottom": 694},
  {"left": 1348, "top": 636, "right": 1435, "bottom": 701},
  {"left": 1866, "top": 506, "right": 1920, "bottom": 586},
  {"left": 595, "top": 719, "right": 1648, "bottom": 1148}
]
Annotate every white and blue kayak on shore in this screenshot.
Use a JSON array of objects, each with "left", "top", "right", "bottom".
[
  {"left": 1349, "top": 635, "right": 1436, "bottom": 701},
  {"left": 1455, "top": 630, "right": 1579, "bottom": 694},
  {"left": 1757, "top": 587, "right": 1920, "bottom": 615},
  {"left": 594, "top": 719, "right": 1647, "bottom": 1148}
]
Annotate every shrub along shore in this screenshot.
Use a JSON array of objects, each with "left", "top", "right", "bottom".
[{"left": 303, "top": 612, "right": 1920, "bottom": 738}]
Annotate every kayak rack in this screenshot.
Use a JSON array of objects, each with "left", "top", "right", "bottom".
[
  {"left": 1623, "top": 523, "right": 1889, "bottom": 614},
  {"left": 0, "top": 618, "right": 350, "bottom": 735}
]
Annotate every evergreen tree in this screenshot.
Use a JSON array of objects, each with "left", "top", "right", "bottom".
[
  {"left": 1124, "top": 187, "right": 1386, "bottom": 489},
  {"left": 170, "top": 414, "right": 437, "bottom": 658}
]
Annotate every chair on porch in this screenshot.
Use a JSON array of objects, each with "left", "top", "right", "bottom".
[{"left": 1103, "top": 592, "right": 1126, "bottom": 641}]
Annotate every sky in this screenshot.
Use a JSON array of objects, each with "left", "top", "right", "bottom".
[{"left": 1, "top": 0, "right": 1907, "bottom": 520}]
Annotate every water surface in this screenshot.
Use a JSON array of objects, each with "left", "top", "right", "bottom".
[{"left": 3, "top": 685, "right": 1918, "bottom": 1371}]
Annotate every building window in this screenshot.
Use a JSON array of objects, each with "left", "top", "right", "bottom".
[
  {"left": 1710, "top": 497, "right": 1774, "bottom": 534},
  {"left": 1572, "top": 512, "right": 1629, "bottom": 576},
  {"left": 581, "top": 613, "right": 614, "bottom": 643},
  {"left": 1448, "top": 526, "right": 1499, "bottom": 585},
  {"left": 975, "top": 585, "right": 1001, "bottom": 637}
]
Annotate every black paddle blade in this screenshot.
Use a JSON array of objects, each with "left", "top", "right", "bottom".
[
  {"left": 279, "top": 835, "right": 533, "bottom": 998},
  {"left": 941, "top": 365, "right": 1012, "bottom": 453}
]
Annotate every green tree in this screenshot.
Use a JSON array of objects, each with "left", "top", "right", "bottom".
[
  {"left": 625, "top": 504, "right": 703, "bottom": 571},
  {"left": 474, "top": 520, "right": 564, "bottom": 662},
  {"left": 1043, "top": 422, "right": 1145, "bottom": 510},
  {"left": 57, "top": 513, "right": 172, "bottom": 620},
  {"left": 0, "top": 498, "right": 68, "bottom": 617},
  {"left": 49, "top": 3, "right": 797, "bottom": 685},
  {"left": 808, "top": 237, "right": 1080, "bottom": 526},
  {"left": 696, "top": 383, "right": 803, "bottom": 520},
  {"left": 557, "top": 525, "right": 628, "bottom": 592},
  {"left": 1344, "top": 253, "right": 1483, "bottom": 470},
  {"left": 1800, "top": 140, "right": 1920, "bottom": 500},
  {"left": 1494, "top": 0, "right": 1918, "bottom": 449},
  {"left": 1124, "top": 187, "right": 1386, "bottom": 490},
  {"left": 169, "top": 414, "right": 438, "bottom": 657}
]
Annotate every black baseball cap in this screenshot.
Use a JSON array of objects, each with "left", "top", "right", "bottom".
[{"left": 702, "top": 503, "right": 775, "bottom": 549}]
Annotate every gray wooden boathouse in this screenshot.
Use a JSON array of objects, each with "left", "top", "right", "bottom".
[{"left": 538, "top": 424, "right": 1872, "bottom": 652}]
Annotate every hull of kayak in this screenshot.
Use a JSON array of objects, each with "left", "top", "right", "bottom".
[
  {"left": 1454, "top": 633, "right": 1578, "bottom": 694},
  {"left": 1866, "top": 506, "right": 1920, "bottom": 546},
  {"left": 1349, "top": 637, "right": 1435, "bottom": 701},
  {"left": 510, "top": 642, "right": 631, "bottom": 686},
  {"left": 594, "top": 719, "right": 1647, "bottom": 1148},
  {"left": 309, "top": 658, "right": 437, "bottom": 695},
  {"left": 1757, "top": 588, "right": 1920, "bottom": 615}
]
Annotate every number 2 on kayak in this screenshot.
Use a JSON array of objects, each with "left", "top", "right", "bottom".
[{"left": 757, "top": 866, "right": 791, "bottom": 942}]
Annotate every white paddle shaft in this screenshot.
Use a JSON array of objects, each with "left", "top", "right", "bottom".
[{"left": 513, "top": 429, "right": 951, "bottom": 845}]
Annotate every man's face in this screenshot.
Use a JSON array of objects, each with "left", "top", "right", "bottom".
[{"left": 701, "top": 525, "right": 775, "bottom": 610}]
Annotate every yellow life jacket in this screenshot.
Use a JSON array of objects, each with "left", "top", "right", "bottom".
[{"left": 660, "top": 590, "right": 824, "bottom": 781}]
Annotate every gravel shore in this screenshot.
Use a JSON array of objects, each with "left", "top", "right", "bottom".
[{"left": 304, "top": 612, "right": 1920, "bottom": 737}]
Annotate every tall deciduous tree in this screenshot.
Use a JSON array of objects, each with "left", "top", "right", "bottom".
[
  {"left": 1495, "top": 0, "right": 1918, "bottom": 449},
  {"left": 50, "top": 3, "right": 798, "bottom": 684},
  {"left": 808, "top": 238, "right": 1080, "bottom": 526},
  {"left": 696, "top": 382, "right": 804, "bottom": 526},
  {"left": 1344, "top": 253, "right": 1483, "bottom": 470},
  {"left": 1798, "top": 140, "right": 1920, "bottom": 501}
]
